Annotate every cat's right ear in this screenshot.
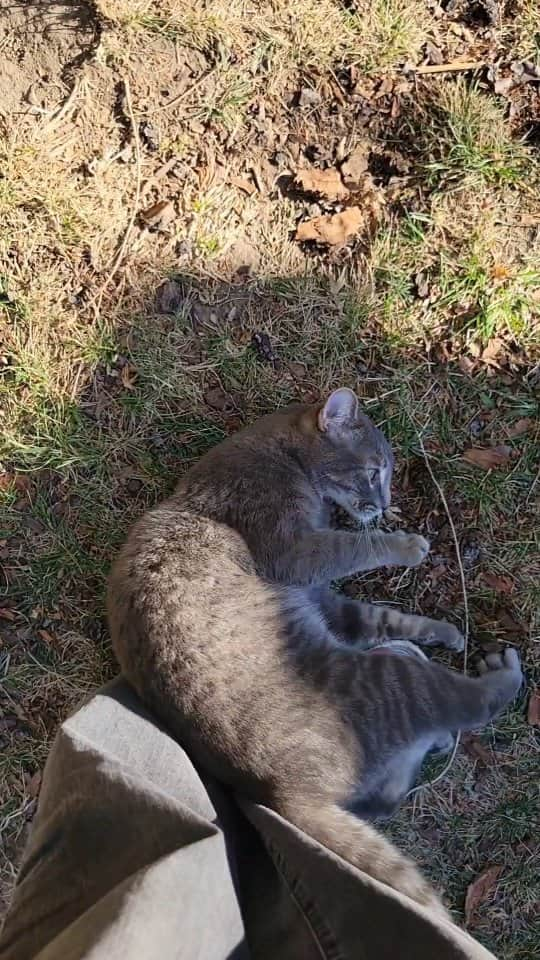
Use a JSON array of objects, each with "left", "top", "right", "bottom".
[{"left": 318, "top": 388, "right": 359, "bottom": 433}]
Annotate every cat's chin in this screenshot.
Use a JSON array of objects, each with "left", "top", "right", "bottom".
[{"left": 353, "top": 507, "right": 382, "bottom": 526}]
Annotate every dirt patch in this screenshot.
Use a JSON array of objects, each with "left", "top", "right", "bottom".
[{"left": 0, "top": 0, "right": 100, "bottom": 115}]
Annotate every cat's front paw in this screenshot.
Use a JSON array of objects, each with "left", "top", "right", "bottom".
[{"left": 389, "top": 531, "right": 430, "bottom": 568}]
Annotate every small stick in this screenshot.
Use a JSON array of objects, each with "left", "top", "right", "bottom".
[
  {"left": 88, "top": 79, "right": 142, "bottom": 317},
  {"left": 413, "top": 61, "right": 485, "bottom": 75},
  {"left": 404, "top": 420, "right": 470, "bottom": 799},
  {"left": 44, "top": 81, "right": 81, "bottom": 130},
  {"left": 154, "top": 68, "right": 216, "bottom": 114}
]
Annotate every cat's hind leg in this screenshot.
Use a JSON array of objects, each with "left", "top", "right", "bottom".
[
  {"left": 350, "top": 721, "right": 454, "bottom": 822},
  {"left": 316, "top": 588, "right": 464, "bottom": 651}
]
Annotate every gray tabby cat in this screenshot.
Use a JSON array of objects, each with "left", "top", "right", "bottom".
[{"left": 108, "top": 388, "right": 522, "bottom": 918}]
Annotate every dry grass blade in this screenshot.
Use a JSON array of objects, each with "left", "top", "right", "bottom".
[{"left": 413, "top": 61, "right": 486, "bottom": 75}]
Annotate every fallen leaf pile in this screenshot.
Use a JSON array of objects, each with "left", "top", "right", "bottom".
[{"left": 293, "top": 144, "right": 384, "bottom": 247}]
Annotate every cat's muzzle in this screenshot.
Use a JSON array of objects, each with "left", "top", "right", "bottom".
[{"left": 353, "top": 503, "right": 383, "bottom": 525}]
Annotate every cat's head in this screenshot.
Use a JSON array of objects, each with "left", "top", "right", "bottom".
[{"left": 306, "top": 387, "right": 393, "bottom": 524}]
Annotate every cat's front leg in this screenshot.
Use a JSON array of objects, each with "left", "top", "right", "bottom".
[{"left": 272, "top": 529, "right": 430, "bottom": 586}]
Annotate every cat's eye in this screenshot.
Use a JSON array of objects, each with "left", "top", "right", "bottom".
[{"left": 366, "top": 468, "right": 379, "bottom": 483}]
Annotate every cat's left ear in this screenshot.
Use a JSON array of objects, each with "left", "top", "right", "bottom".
[{"left": 318, "top": 387, "right": 359, "bottom": 433}]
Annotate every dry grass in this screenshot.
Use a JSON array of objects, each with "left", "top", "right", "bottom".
[
  {"left": 99, "top": 0, "right": 431, "bottom": 78},
  {"left": 0, "top": 1, "right": 539, "bottom": 954}
]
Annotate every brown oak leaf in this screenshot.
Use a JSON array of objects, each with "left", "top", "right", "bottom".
[
  {"left": 295, "top": 167, "right": 349, "bottom": 201},
  {"left": 295, "top": 207, "right": 363, "bottom": 246}
]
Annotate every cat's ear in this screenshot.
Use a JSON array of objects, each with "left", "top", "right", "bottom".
[{"left": 318, "top": 388, "right": 359, "bottom": 433}]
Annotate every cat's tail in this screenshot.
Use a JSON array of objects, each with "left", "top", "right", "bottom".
[{"left": 278, "top": 799, "right": 450, "bottom": 920}]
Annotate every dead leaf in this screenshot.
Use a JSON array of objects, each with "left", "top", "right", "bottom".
[
  {"left": 0, "top": 473, "right": 31, "bottom": 494},
  {"left": 204, "top": 386, "right": 234, "bottom": 412},
  {"left": 340, "top": 144, "right": 370, "bottom": 191},
  {"left": 230, "top": 175, "right": 257, "bottom": 196},
  {"left": 0, "top": 607, "right": 16, "bottom": 621},
  {"left": 497, "top": 608, "right": 522, "bottom": 634},
  {"left": 527, "top": 689, "right": 540, "bottom": 726},
  {"left": 494, "top": 74, "right": 515, "bottom": 97},
  {"left": 9, "top": 701, "right": 41, "bottom": 734},
  {"left": 481, "top": 337, "right": 505, "bottom": 365},
  {"left": 295, "top": 207, "right": 363, "bottom": 246},
  {"left": 156, "top": 279, "right": 184, "bottom": 314},
  {"left": 26, "top": 770, "right": 42, "bottom": 798},
  {"left": 506, "top": 418, "right": 534, "bottom": 438},
  {"left": 483, "top": 572, "right": 515, "bottom": 595},
  {"left": 374, "top": 76, "right": 394, "bottom": 98},
  {"left": 288, "top": 361, "right": 307, "bottom": 380},
  {"left": 465, "top": 866, "right": 502, "bottom": 924},
  {"left": 462, "top": 446, "right": 512, "bottom": 470},
  {"left": 38, "top": 628, "right": 57, "bottom": 646},
  {"left": 140, "top": 200, "right": 176, "bottom": 230},
  {"left": 458, "top": 356, "right": 475, "bottom": 375},
  {"left": 491, "top": 264, "right": 512, "bottom": 281},
  {"left": 462, "top": 735, "right": 492, "bottom": 766},
  {"left": 415, "top": 271, "right": 430, "bottom": 299},
  {"left": 294, "top": 167, "right": 349, "bottom": 201},
  {"left": 120, "top": 365, "right": 138, "bottom": 390},
  {"left": 425, "top": 41, "right": 444, "bottom": 65},
  {"left": 520, "top": 213, "right": 540, "bottom": 226},
  {"left": 297, "top": 86, "right": 321, "bottom": 108}
]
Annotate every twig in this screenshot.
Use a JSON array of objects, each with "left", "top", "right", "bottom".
[
  {"left": 525, "top": 461, "right": 540, "bottom": 504},
  {"left": 44, "top": 81, "right": 81, "bottom": 130},
  {"left": 413, "top": 61, "right": 486, "bottom": 75},
  {"left": 88, "top": 79, "right": 142, "bottom": 318},
  {"left": 153, "top": 68, "right": 216, "bottom": 114},
  {"left": 404, "top": 418, "right": 470, "bottom": 799}
]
